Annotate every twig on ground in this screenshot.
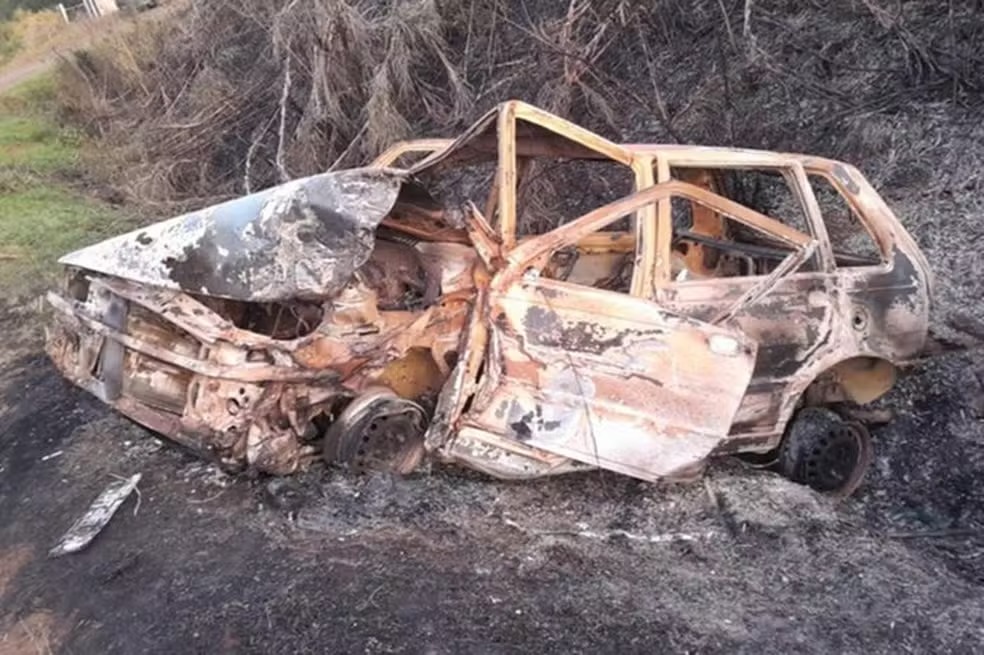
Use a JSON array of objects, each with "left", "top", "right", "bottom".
[
  {"left": 503, "top": 517, "right": 718, "bottom": 544},
  {"left": 885, "top": 528, "right": 981, "bottom": 540},
  {"left": 703, "top": 478, "right": 741, "bottom": 537},
  {"left": 743, "top": 0, "right": 754, "bottom": 40},
  {"left": 717, "top": 0, "right": 737, "bottom": 51},
  {"left": 328, "top": 121, "right": 369, "bottom": 172},
  {"left": 244, "top": 111, "right": 278, "bottom": 194},
  {"left": 110, "top": 472, "right": 143, "bottom": 516},
  {"left": 275, "top": 52, "right": 292, "bottom": 183},
  {"left": 187, "top": 488, "right": 228, "bottom": 505},
  {"left": 17, "top": 617, "right": 51, "bottom": 655}
]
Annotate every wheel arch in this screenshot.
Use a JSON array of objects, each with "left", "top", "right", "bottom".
[{"left": 774, "top": 353, "right": 899, "bottom": 437}]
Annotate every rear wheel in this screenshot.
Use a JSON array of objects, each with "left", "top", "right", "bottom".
[{"left": 777, "top": 407, "right": 873, "bottom": 497}]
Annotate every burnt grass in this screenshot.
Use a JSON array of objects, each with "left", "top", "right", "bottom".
[{"left": 1, "top": 299, "right": 983, "bottom": 655}]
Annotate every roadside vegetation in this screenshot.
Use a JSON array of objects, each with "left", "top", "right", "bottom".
[
  {"left": 0, "top": 73, "right": 126, "bottom": 295},
  {"left": 55, "top": 0, "right": 982, "bottom": 205},
  {"left": 0, "top": 7, "right": 64, "bottom": 66},
  {"left": 0, "top": 4, "right": 148, "bottom": 92}
]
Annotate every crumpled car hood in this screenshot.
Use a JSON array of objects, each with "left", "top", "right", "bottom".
[{"left": 60, "top": 168, "right": 405, "bottom": 302}]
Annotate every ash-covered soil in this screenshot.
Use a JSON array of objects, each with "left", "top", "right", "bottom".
[
  {"left": 0, "top": 294, "right": 982, "bottom": 654},
  {"left": 3, "top": 98, "right": 984, "bottom": 654}
]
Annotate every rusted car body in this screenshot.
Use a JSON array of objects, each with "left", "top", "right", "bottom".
[{"left": 45, "top": 101, "right": 932, "bottom": 492}]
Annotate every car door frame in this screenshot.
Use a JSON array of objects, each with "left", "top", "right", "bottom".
[
  {"left": 651, "top": 158, "right": 840, "bottom": 449},
  {"left": 440, "top": 181, "right": 814, "bottom": 481}
]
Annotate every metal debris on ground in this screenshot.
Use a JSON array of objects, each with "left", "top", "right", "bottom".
[{"left": 49, "top": 474, "right": 142, "bottom": 557}]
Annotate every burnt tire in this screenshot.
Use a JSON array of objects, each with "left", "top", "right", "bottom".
[{"left": 777, "top": 407, "right": 873, "bottom": 497}]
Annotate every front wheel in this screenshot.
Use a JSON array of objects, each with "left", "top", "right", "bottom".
[
  {"left": 777, "top": 407, "right": 873, "bottom": 497},
  {"left": 322, "top": 387, "right": 428, "bottom": 475}
]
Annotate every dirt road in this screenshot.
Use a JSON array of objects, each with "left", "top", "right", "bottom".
[{"left": 0, "top": 59, "right": 53, "bottom": 96}]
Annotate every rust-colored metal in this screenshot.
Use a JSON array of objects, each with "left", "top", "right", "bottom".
[{"left": 45, "top": 101, "right": 932, "bottom": 492}]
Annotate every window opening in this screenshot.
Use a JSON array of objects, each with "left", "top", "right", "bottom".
[
  {"left": 516, "top": 158, "right": 634, "bottom": 236},
  {"left": 539, "top": 210, "right": 636, "bottom": 294},
  {"left": 667, "top": 166, "right": 818, "bottom": 279},
  {"left": 808, "top": 173, "right": 882, "bottom": 266}
]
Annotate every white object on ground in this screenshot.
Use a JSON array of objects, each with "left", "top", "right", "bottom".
[{"left": 49, "top": 473, "right": 142, "bottom": 557}]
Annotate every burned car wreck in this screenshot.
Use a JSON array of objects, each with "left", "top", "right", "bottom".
[{"left": 46, "top": 101, "right": 932, "bottom": 496}]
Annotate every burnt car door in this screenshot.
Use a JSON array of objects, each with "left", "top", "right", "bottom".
[
  {"left": 450, "top": 184, "right": 789, "bottom": 482},
  {"left": 655, "top": 163, "right": 832, "bottom": 444}
]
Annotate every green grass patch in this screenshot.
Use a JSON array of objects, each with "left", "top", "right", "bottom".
[
  {"left": 0, "top": 184, "right": 129, "bottom": 289},
  {"left": 0, "top": 115, "right": 79, "bottom": 173},
  {"left": 0, "top": 71, "right": 126, "bottom": 294},
  {"left": 0, "top": 71, "right": 58, "bottom": 113},
  {"left": 0, "top": 73, "right": 79, "bottom": 173}
]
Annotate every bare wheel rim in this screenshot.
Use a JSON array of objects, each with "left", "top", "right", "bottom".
[
  {"left": 351, "top": 407, "right": 425, "bottom": 473},
  {"left": 324, "top": 389, "right": 427, "bottom": 475},
  {"left": 801, "top": 420, "right": 872, "bottom": 497}
]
